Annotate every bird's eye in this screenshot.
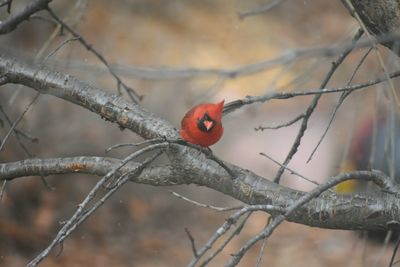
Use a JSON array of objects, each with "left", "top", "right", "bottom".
[{"left": 203, "top": 112, "right": 212, "bottom": 121}]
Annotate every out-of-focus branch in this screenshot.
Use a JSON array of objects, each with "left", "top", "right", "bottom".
[
  {"left": 238, "top": 0, "right": 285, "bottom": 20},
  {"left": 45, "top": 7, "right": 142, "bottom": 103},
  {"left": 0, "top": 0, "right": 52, "bottom": 34},
  {"left": 0, "top": 0, "right": 12, "bottom": 13},
  {"left": 72, "top": 32, "right": 400, "bottom": 81}
]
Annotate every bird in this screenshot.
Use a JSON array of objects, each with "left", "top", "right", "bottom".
[{"left": 180, "top": 100, "right": 224, "bottom": 147}]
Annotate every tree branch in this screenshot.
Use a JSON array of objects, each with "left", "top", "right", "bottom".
[
  {"left": 1, "top": 54, "right": 400, "bottom": 239},
  {"left": 1, "top": 156, "right": 400, "bottom": 232},
  {"left": 0, "top": 0, "right": 52, "bottom": 34},
  {"left": 0, "top": 53, "right": 177, "bottom": 140}
]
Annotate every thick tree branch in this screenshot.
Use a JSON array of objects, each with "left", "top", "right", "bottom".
[
  {"left": 1, "top": 156, "right": 400, "bottom": 232},
  {"left": 0, "top": 54, "right": 177, "bottom": 140},
  {"left": 0, "top": 157, "right": 177, "bottom": 186}
]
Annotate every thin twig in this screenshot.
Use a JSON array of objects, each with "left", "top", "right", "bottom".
[
  {"left": 272, "top": 28, "right": 364, "bottom": 183},
  {"left": 59, "top": 32, "right": 400, "bottom": 82},
  {"left": 259, "top": 152, "right": 321, "bottom": 187},
  {"left": 0, "top": 105, "right": 33, "bottom": 155},
  {"left": 0, "top": 0, "right": 12, "bottom": 13},
  {"left": 0, "top": 180, "right": 7, "bottom": 201},
  {"left": 389, "top": 237, "right": 400, "bottom": 267},
  {"left": 170, "top": 191, "right": 243, "bottom": 212},
  {"left": 226, "top": 170, "right": 398, "bottom": 266},
  {"left": 36, "top": 0, "right": 87, "bottom": 60},
  {"left": 13, "top": 129, "right": 39, "bottom": 143},
  {"left": 223, "top": 68, "right": 400, "bottom": 116},
  {"left": 26, "top": 143, "right": 166, "bottom": 267},
  {"left": 188, "top": 204, "right": 285, "bottom": 267},
  {"left": 0, "top": 92, "right": 40, "bottom": 151},
  {"left": 46, "top": 7, "right": 142, "bottom": 103},
  {"left": 239, "top": 0, "right": 285, "bottom": 19},
  {"left": 306, "top": 47, "right": 373, "bottom": 163},
  {"left": 185, "top": 228, "right": 198, "bottom": 258},
  {"left": 343, "top": 0, "right": 400, "bottom": 107},
  {"left": 255, "top": 217, "right": 273, "bottom": 267},
  {"left": 255, "top": 114, "right": 303, "bottom": 131},
  {"left": 0, "top": 0, "right": 51, "bottom": 34},
  {"left": 43, "top": 37, "right": 80, "bottom": 62},
  {"left": 64, "top": 151, "right": 162, "bottom": 238},
  {"left": 306, "top": 90, "right": 352, "bottom": 164},
  {"left": 198, "top": 212, "right": 253, "bottom": 267},
  {"left": 105, "top": 138, "right": 165, "bottom": 153}
]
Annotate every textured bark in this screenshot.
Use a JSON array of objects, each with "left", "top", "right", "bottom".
[
  {"left": 343, "top": 0, "right": 400, "bottom": 55},
  {"left": 1, "top": 54, "right": 400, "bottom": 231},
  {"left": 0, "top": 0, "right": 52, "bottom": 34}
]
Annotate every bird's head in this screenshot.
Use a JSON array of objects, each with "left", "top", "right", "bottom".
[{"left": 197, "top": 100, "right": 224, "bottom": 132}]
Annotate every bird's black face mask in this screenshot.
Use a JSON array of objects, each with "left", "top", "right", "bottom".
[{"left": 198, "top": 112, "right": 215, "bottom": 132}]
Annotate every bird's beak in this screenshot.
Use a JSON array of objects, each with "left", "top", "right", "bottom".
[{"left": 204, "top": 120, "right": 214, "bottom": 131}]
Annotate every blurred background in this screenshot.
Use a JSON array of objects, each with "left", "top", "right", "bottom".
[{"left": 1, "top": 0, "right": 399, "bottom": 266}]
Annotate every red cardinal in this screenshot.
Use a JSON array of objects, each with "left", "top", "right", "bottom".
[{"left": 180, "top": 100, "right": 224, "bottom": 147}]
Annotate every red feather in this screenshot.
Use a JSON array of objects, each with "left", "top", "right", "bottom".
[{"left": 180, "top": 100, "right": 224, "bottom": 147}]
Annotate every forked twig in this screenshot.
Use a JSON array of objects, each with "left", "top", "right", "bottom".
[
  {"left": 26, "top": 144, "right": 165, "bottom": 267},
  {"left": 0, "top": 92, "right": 40, "bottom": 151},
  {"left": 46, "top": 7, "right": 142, "bottom": 103}
]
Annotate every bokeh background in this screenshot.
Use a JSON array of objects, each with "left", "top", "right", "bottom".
[{"left": 0, "top": 0, "right": 398, "bottom": 266}]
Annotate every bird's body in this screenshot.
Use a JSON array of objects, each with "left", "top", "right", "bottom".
[{"left": 180, "top": 100, "right": 224, "bottom": 147}]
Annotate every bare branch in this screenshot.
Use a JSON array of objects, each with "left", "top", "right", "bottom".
[
  {"left": 0, "top": 92, "right": 40, "bottom": 151},
  {"left": 0, "top": 180, "right": 6, "bottom": 201},
  {"left": 65, "top": 33, "right": 400, "bottom": 81},
  {"left": 238, "top": 0, "right": 285, "bottom": 19},
  {"left": 0, "top": 104, "right": 33, "bottom": 156},
  {"left": 188, "top": 205, "right": 285, "bottom": 267},
  {"left": 170, "top": 191, "right": 243, "bottom": 212},
  {"left": 185, "top": 228, "right": 198, "bottom": 258},
  {"left": 0, "top": 0, "right": 13, "bottom": 13},
  {"left": 46, "top": 7, "right": 142, "bottom": 103},
  {"left": 259, "top": 152, "right": 321, "bottom": 187},
  {"left": 2, "top": 156, "right": 400, "bottom": 233},
  {"left": 389, "top": 238, "right": 400, "bottom": 267},
  {"left": 306, "top": 46, "right": 373, "bottom": 163},
  {"left": 105, "top": 138, "right": 165, "bottom": 153},
  {"left": 272, "top": 28, "right": 364, "bottom": 183},
  {"left": 226, "top": 170, "right": 400, "bottom": 266},
  {"left": 0, "top": 54, "right": 178, "bottom": 140},
  {"left": 2, "top": 55, "right": 400, "bottom": 234},
  {"left": 254, "top": 113, "right": 303, "bottom": 131},
  {"left": 0, "top": 0, "right": 52, "bottom": 34},
  {"left": 43, "top": 37, "right": 80, "bottom": 62},
  {"left": 26, "top": 145, "right": 164, "bottom": 266},
  {"left": 223, "top": 68, "right": 400, "bottom": 116},
  {"left": 198, "top": 213, "right": 252, "bottom": 267}
]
